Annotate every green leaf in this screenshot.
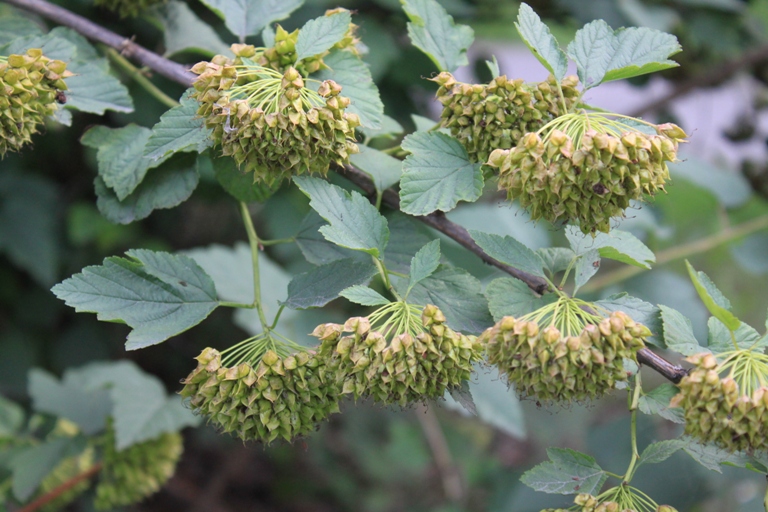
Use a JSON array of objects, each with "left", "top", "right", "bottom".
[
  {"left": 601, "top": 27, "right": 681, "bottom": 84},
  {"left": 567, "top": 19, "right": 615, "bottom": 89},
  {"left": 399, "top": 132, "right": 483, "bottom": 215},
  {"left": 2, "top": 33, "right": 77, "bottom": 62},
  {"left": 0, "top": 18, "right": 44, "bottom": 45},
  {"left": 28, "top": 368, "right": 111, "bottom": 435},
  {"left": 0, "top": 395, "right": 24, "bottom": 438},
  {"left": 283, "top": 258, "right": 377, "bottom": 310},
  {"left": 407, "top": 266, "right": 492, "bottom": 333},
  {"left": 358, "top": 114, "right": 404, "bottom": 141},
  {"left": 199, "top": 0, "right": 303, "bottom": 40},
  {"left": 469, "top": 230, "right": 545, "bottom": 278},
  {"left": 211, "top": 154, "right": 277, "bottom": 203},
  {"left": 659, "top": 304, "right": 707, "bottom": 356},
  {"left": 486, "top": 55, "right": 501, "bottom": 78},
  {"left": 10, "top": 437, "right": 79, "bottom": 501},
  {"left": 401, "top": 0, "right": 474, "bottom": 72},
  {"left": 407, "top": 240, "right": 441, "bottom": 293},
  {"left": 339, "top": 285, "right": 390, "bottom": 306},
  {"left": 685, "top": 261, "right": 741, "bottom": 332},
  {"left": 349, "top": 145, "right": 402, "bottom": 193},
  {"left": 412, "top": 114, "right": 439, "bottom": 132},
  {"left": 515, "top": 3, "right": 568, "bottom": 82},
  {"left": 64, "top": 60, "right": 134, "bottom": 114},
  {"left": 0, "top": 173, "right": 60, "bottom": 287},
  {"left": 696, "top": 270, "right": 732, "bottom": 311},
  {"left": 77, "top": 361, "right": 199, "bottom": 449},
  {"left": 707, "top": 317, "right": 766, "bottom": 353},
  {"left": 383, "top": 212, "right": 434, "bottom": 274},
  {"left": 566, "top": 228, "right": 655, "bottom": 269},
  {"left": 485, "top": 277, "right": 555, "bottom": 321},
  {"left": 295, "top": 211, "right": 366, "bottom": 265},
  {"left": 144, "top": 90, "right": 213, "bottom": 161},
  {"left": 94, "top": 154, "right": 199, "bottom": 224},
  {"left": 521, "top": 447, "right": 607, "bottom": 495},
  {"left": 51, "top": 249, "right": 219, "bottom": 350},
  {"left": 537, "top": 247, "right": 576, "bottom": 276},
  {"left": 313, "top": 50, "right": 384, "bottom": 129},
  {"left": 82, "top": 124, "right": 172, "bottom": 200},
  {"left": 574, "top": 249, "right": 600, "bottom": 290},
  {"left": 262, "top": 25, "right": 276, "bottom": 47},
  {"left": 295, "top": 11, "right": 352, "bottom": 63},
  {"left": 157, "top": 1, "right": 230, "bottom": 56},
  {"left": 670, "top": 158, "right": 752, "bottom": 209},
  {"left": 294, "top": 176, "right": 389, "bottom": 257},
  {"left": 682, "top": 437, "right": 751, "bottom": 473},
  {"left": 637, "top": 439, "right": 686, "bottom": 468},
  {"left": 638, "top": 383, "right": 684, "bottom": 423},
  {"left": 594, "top": 294, "right": 663, "bottom": 347}
]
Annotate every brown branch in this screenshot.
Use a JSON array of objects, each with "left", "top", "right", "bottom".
[
  {"left": 19, "top": 462, "right": 102, "bottom": 512},
  {"left": 630, "top": 42, "right": 768, "bottom": 118},
  {"left": 2, "top": 0, "right": 687, "bottom": 384}
]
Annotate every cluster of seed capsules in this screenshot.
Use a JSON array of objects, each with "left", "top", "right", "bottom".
[
  {"left": 482, "top": 311, "right": 648, "bottom": 403},
  {"left": 180, "top": 347, "right": 341, "bottom": 444},
  {"left": 0, "top": 48, "right": 70, "bottom": 157},
  {"left": 541, "top": 493, "right": 677, "bottom": 512},
  {"left": 94, "top": 422, "right": 182, "bottom": 510},
  {"left": 312, "top": 305, "right": 482, "bottom": 407},
  {"left": 671, "top": 353, "right": 768, "bottom": 453},
  {"left": 486, "top": 123, "right": 687, "bottom": 234},
  {"left": 93, "top": 0, "right": 166, "bottom": 17},
  {"left": 432, "top": 72, "right": 580, "bottom": 164},
  {"left": 191, "top": 46, "right": 359, "bottom": 187}
]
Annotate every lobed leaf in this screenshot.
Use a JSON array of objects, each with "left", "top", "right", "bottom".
[
  {"left": 295, "top": 11, "right": 352, "bottom": 63},
  {"left": 594, "top": 293, "right": 663, "bottom": 347},
  {"left": 211, "top": 154, "right": 277, "bottom": 203},
  {"left": 707, "top": 317, "right": 766, "bottom": 354},
  {"left": 574, "top": 248, "right": 600, "bottom": 290},
  {"left": 601, "top": 27, "right": 681, "bottom": 83},
  {"left": 567, "top": 19, "right": 615, "bottom": 88},
  {"left": 537, "top": 247, "right": 576, "bottom": 276},
  {"left": 157, "top": 1, "right": 230, "bottom": 56},
  {"left": 659, "top": 304, "right": 707, "bottom": 356},
  {"left": 407, "top": 240, "right": 441, "bottom": 293},
  {"left": 294, "top": 176, "right": 389, "bottom": 258},
  {"left": 638, "top": 383, "right": 685, "bottom": 423},
  {"left": 521, "top": 447, "right": 607, "bottom": 495},
  {"left": 52, "top": 249, "right": 219, "bottom": 350},
  {"left": 199, "top": 0, "right": 303, "bottom": 40},
  {"left": 637, "top": 439, "right": 687, "bottom": 468},
  {"left": 401, "top": 0, "right": 474, "bottom": 73},
  {"left": 144, "top": 90, "right": 213, "bottom": 161},
  {"left": 11, "top": 437, "right": 82, "bottom": 501}
]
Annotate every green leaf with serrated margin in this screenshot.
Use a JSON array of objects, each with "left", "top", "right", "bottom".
[
  {"left": 349, "top": 145, "right": 402, "bottom": 193},
  {"left": 408, "top": 240, "right": 441, "bottom": 293},
  {"left": 515, "top": 3, "right": 568, "bottom": 82},
  {"left": 566, "top": 227, "right": 655, "bottom": 269},
  {"left": 0, "top": 18, "right": 43, "bottom": 45},
  {"left": 659, "top": 305, "right": 706, "bottom": 356},
  {"left": 95, "top": 154, "right": 199, "bottom": 224},
  {"left": 295, "top": 211, "right": 365, "bottom": 265},
  {"left": 158, "top": 1, "right": 230, "bottom": 56},
  {"left": 521, "top": 447, "right": 607, "bottom": 495},
  {"left": 408, "top": 267, "right": 492, "bottom": 334},
  {"left": 469, "top": 230, "right": 545, "bottom": 278},
  {"left": 574, "top": 249, "right": 600, "bottom": 290},
  {"left": 383, "top": 212, "right": 433, "bottom": 274},
  {"left": 78, "top": 360, "right": 199, "bottom": 449},
  {"left": 283, "top": 259, "right": 377, "bottom": 309},
  {"left": 638, "top": 383, "right": 684, "bottom": 423},
  {"left": 144, "top": 90, "right": 212, "bottom": 161},
  {"left": 400, "top": 132, "right": 483, "bottom": 215},
  {"left": 594, "top": 293, "right": 663, "bottom": 347},
  {"left": 637, "top": 439, "right": 686, "bottom": 468},
  {"left": 295, "top": 11, "right": 352, "bottom": 63},
  {"left": 685, "top": 261, "right": 740, "bottom": 331},
  {"left": 401, "top": 0, "right": 474, "bottom": 72},
  {"left": 28, "top": 368, "right": 112, "bottom": 435},
  {"left": 52, "top": 249, "right": 219, "bottom": 350},
  {"left": 211, "top": 154, "right": 277, "bottom": 203},
  {"left": 485, "top": 277, "right": 555, "bottom": 321},
  {"left": 567, "top": 19, "right": 615, "bottom": 89},
  {"left": 199, "top": 0, "right": 303, "bottom": 40},
  {"left": 707, "top": 317, "right": 766, "bottom": 353},
  {"left": 486, "top": 55, "right": 501, "bottom": 78},
  {"left": 313, "top": 50, "right": 384, "bottom": 129},
  {"left": 697, "top": 269, "right": 732, "bottom": 310},
  {"left": 682, "top": 437, "right": 751, "bottom": 473},
  {"left": 359, "top": 114, "right": 404, "bottom": 141},
  {"left": 64, "top": 60, "right": 134, "bottom": 114},
  {"left": 10, "top": 438, "right": 80, "bottom": 501},
  {"left": 340, "top": 285, "right": 390, "bottom": 306},
  {"left": 537, "top": 247, "right": 576, "bottom": 276},
  {"left": 601, "top": 27, "right": 681, "bottom": 84},
  {"left": 294, "top": 176, "right": 389, "bottom": 257}
]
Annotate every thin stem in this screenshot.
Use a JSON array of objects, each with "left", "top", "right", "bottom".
[
  {"left": 415, "top": 404, "right": 465, "bottom": 504},
  {"left": 219, "top": 301, "right": 256, "bottom": 309},
  {"left": 239, "top": 202, "right": 270, "bottom": 331},
  {"left": 104, "top": 47, "right": 179, "bottom": 108},
  {"left": 19, "top": 462, "right": 103, "bottom": 512},
  {"left": 581, "top": 214, "right": 768, "bottom": 293},
  {"left": 623, "top": 373, "right": 643, "bottom": 483},
  {"left": 258, "top": 236, "right": 295, "bottom": 246}
]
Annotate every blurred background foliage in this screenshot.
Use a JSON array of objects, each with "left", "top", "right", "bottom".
[{"left": 2, "top": 0, "right": 768, "bottom": 510}]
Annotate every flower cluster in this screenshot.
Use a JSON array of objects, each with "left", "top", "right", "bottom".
[
  {"left": 180, "top": 347, "right": 341, "bottom": 444},
  {"left": 1, "top": 48, "right": 71, "bottom": 157},
  {"left": 541, "top": 493, "right": 677, "bottom": 512},
  {"left": 433, "top": 72, "right": 580, "bottom": 164},
  {"left": 191, "top": 46, "right": 359, "bottom": 186},
  {"left": 483, "top": 310, "right": 648, "bottom": 403},
  {"left": 312, "top": 304, "right": 482, "bottom": 406}
]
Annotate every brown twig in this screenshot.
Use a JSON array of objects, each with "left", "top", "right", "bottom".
[
  {"left": 415, "top": 404, "right": 465, "bottom": 504},
  {"left": 18, "top": 462, "right": 102, "bottom": 512},
  {"left": 1, "top": 0, "right": 687, "bottom": 384}
]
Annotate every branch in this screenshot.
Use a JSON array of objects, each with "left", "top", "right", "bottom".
[
  {"left": 2, "top": 0, "right": 686, "bottom": 384},
  {"left": 19, "top": 462, "right": 102, "bottom": 512},
  {"left": 415, "top": 404, "right": 465, "bottom": 504}
]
